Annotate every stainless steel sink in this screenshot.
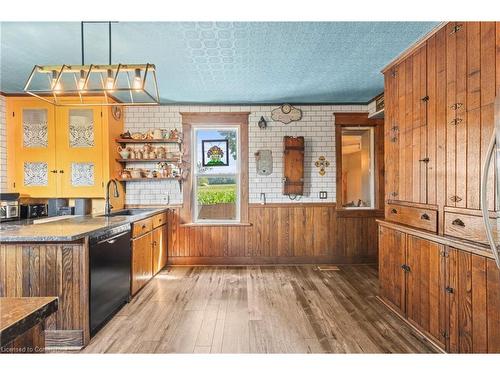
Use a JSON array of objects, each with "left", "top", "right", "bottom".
[{"left": 98, "top": 209, "right": 155, "bottom": 217}]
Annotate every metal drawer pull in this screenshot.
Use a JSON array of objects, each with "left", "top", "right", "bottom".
[
  {"left": 452, "top": 218, "right": 465, "bottom": 227},
  {"left": 142, "top": 224, "right": 147, "bottom": 229},
  {"left": 391, "top": 208, "right": 398, "bottom": 214},
  {"left": 50, "top": 169, "right": 58, "bottom": 173},
  {"left": 419, "top": 157, "right": 430, "bottom": 163},
  {"left": 420, "top": 213, "right": 430, "bottom": 221},
  {"left": 450, "top": 103, "right": 463, "bottom": 110},
  {"left": 445, "top": 286, "right": 454, "bottom": 294},
  {"left": 450, "top": 195, "right": 462, "bottom": 202},
  {"left": 401, "top": 264, "right": 411, "bottom": 272},
  {"left": 450, "top": 118, "right": 463, "bottom": 126}
]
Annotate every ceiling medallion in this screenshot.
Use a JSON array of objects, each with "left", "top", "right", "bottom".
[
  {"left": 23, "top": 22, "right": 160, "bottom": 106},
  {"left": 271, "top": 104, "right": 302, "bottom": 124}
]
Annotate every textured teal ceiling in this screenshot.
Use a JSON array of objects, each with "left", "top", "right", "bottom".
[{"left": 0, "top": 22, "right": 437, "bottom": 104}]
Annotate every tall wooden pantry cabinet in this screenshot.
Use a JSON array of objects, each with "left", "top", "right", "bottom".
[{"left": 379, "top": 22, "right": 500, "bottom": 353}]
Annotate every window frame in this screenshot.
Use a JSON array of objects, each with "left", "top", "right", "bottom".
[
  {"left": 192, "top": 125, "right": 241, "bottom": 224},
  {"left": 340, "top": 126, "right": 375, "bottom": 209},
  {"left": 334, "top": 112, "right": 384, "bottom": 213},
  {"left": 180, "top": 112, "right": 249, "bottom": 225}
]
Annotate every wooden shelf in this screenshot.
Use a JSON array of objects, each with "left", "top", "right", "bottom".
[
  {"left": 115, "top": 138, "right": 181, "bottom": 144},
  {"left": 116, "top": 158, "right": 180, "bottom": 163},
  {"left": 118, "top": 177, "right": 180, "bottom": 182}
]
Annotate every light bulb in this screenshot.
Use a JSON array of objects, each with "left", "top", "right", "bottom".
[
  {"left": 105, "top": 69, "right": 115, "bottom": 91},
  {"left": 51, "top": 71, "right": 62, "bottom": 92},
  {"left": 132, "top": 69, "right": 142, "bottom": 91},
  {"left": 78, "top": 70, "right": 87, "bottom": 91}
]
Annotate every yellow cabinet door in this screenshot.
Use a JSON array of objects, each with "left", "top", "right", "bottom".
[
  {"left": 12, "top": 100, "right": 58, "bottom": 197},
  {"left": 55, "top": 106, "right": 104, "bottom": 197}
]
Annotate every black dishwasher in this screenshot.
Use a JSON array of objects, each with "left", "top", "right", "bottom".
[{"left": 89, "top": 223, "right": 131, "bottom": 336}]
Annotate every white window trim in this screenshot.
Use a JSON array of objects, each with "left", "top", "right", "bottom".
[
  {"left": 192, "top": 124, "right": 241, "bottom": 223},
  {"left": 342, "top": 126, "right": 375, "bottom": 210}
]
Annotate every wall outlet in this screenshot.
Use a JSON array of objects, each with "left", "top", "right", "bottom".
[{"left": 319, "top": 191, "right": 327, "bottom": 199}]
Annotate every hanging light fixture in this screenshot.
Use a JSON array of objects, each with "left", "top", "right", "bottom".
[{"left": 23, "top": 21, "right": 160, "bottom": 106}]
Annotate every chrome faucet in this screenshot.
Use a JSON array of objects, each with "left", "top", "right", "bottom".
[{"left": 105, "top": 179, "right": 119, "bottom": 215}]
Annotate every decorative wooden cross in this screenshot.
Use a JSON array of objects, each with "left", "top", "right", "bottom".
[{"left": 315, "top": 156, "right": 330, "bottom": 176}]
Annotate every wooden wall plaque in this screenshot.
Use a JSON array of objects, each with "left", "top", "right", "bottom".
[{"left": 283, "top": 136, "right": 304, "bottom": 195}]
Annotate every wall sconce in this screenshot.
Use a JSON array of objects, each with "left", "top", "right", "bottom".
[{"left": 258, "top": 116, "right": 267, "bottom": 129}]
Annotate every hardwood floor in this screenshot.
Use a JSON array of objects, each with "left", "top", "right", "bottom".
[{"left": 83, "top": 265, "right": 438, "bottom": 353}]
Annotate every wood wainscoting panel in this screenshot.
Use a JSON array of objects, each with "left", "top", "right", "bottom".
[
  {"left": 167, "top": 204, "right": 380, "bottom": 265},
  {"left": 0, "top": 242, "right": 89, "bottom": 348}
]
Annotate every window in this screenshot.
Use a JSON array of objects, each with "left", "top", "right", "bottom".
[
  {"left": 193, "top": 126, "right": 240, "bottom": 222},
  {"left": 341, "top": 127, "right": 375, "bottom": 208}
]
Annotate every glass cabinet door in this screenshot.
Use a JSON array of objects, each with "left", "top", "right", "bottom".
[
  {"left": 13, "top": 101, "right": 57, "bottom": 197},
  {"left": 56, "top": 106, "right": 103, "bottom": 197}
]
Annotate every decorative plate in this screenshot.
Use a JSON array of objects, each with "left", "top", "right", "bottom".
[{"left": 271, "top": 104, "right": 302, "bottom": 124}]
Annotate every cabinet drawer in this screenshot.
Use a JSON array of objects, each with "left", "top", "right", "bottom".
[
  {"left": 152, "top": 212, "right": 167, "bottom": 229},
  {"left": 386, "top": 204, "right": 438, "bottom": 233},
  {"left": 132, "top": 217, "right": 153, "bottom": 238},
  {"left": 444, "top": 212, "right": 498, "bottom": 245}
]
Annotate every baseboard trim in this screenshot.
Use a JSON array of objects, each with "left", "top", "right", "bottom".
[{"left": 168, "top": 256, "right": 377, "bottom": 266}]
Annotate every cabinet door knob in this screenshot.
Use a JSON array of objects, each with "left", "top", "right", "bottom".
[
  {"left": 452, "top": 218, "right": 465, "bottom": 227},
  {"left": 450, "top": 195, "right": 462, "bottom": 202},
  {"left": 420, "top": 213, "right": 430, "bottom": 221},
  {"left": 445, "top": 286, "right": 454, "bottom": 294},
  {"left": 59, "top": 170, "right": 64, "bottom": 174},
  {"left": 142, "top": 224, "right": 147, "bottom": 229},
  {"left": 50, "top": 170, "right": 58, "bottom": 173},
  {"left": 401, "top": 264, "right": 411, "bottom": 272},
  {"left": 391, "top": 208, "right": 398, "bottom": 214},
  {"left": 450, "top": 118, "right": 463, "bottom": 126},
  {"left": 419, "top": 157, "right": 430, "bottom": 163}
]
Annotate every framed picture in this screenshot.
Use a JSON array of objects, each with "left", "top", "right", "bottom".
[{"left": 202, "top": 139, "right": 229, "bottom": 167}]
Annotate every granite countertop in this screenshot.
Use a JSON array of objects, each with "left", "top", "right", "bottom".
[
  {"left": 0, "top": 297, "right": 58, "bottom": 347},
  {"left": 0, "top": 208, "right": 168, "bottom": 243}
]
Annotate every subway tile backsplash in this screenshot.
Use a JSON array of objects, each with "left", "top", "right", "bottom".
[
  {"left": 0, "top": 97, "right": 367, "bottom": 203},
  {"left": 124, "top": 104, "right": 368, "bottom": 205}
]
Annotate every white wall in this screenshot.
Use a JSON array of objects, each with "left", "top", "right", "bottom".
[
  {"left": 124, "top": 104, "right": 368, "bottom": 205},
  {"left": 0, "top": 95, "right": 6, "bottom": 193}
]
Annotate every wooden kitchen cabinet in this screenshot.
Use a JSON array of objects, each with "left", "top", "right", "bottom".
[
  {"left": 131, "top": 232, "right": 153, "bottom": 296},
  {"left": 378, "top": 223, "right": 500, "bottom": 353},
  {"left": 381, "top": 21, "right": 500, "bottom": 354},
  {"left": 378, "top": 226, "right": 406, "bottom": 314},
  {"left": 6, "top": 96, "right": 124, "bottom": 200},
  {"left": 9, "top": 98, "right": 58, "bottom": 196},
  {"left": 152, "top": 224, "right": 168, "bottom": 275},
  {"left": 384, "top": 22, "right": 498, "bottom": 213},
  {"left": 446, "top": 249, "right": 500, "bottom": 353},
  {"left": 55, "top": 105, "right": 104, "bottom": 197},
  {"left": 131, "top": 212, "right": 169, "bottom": 295},
  {"left": 405, "top": 235, "right": 447, "bottom": 349}
]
